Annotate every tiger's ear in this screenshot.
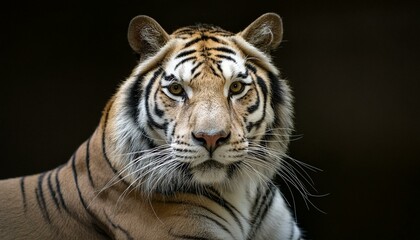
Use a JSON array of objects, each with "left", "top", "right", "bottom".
[
  {"left": 128, "top": 15, "right": 170, "bottom": 59},
  {"left": 239, "top": 13, "right": 283, "bottom": 52}
]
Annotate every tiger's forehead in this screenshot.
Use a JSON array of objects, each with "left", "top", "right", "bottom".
[
  {"left": 171, "top": 24, "right": 234, "bottom": 38},
  {"left": 163, "top": 26, "right": 247, "bottom": 84}
]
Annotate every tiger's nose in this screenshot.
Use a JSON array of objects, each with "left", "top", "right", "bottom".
[{"left": 192, "top": 131, "right": 230, "bottom": 153}]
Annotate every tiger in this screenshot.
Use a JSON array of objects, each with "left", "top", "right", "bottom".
[{"left": 0, "top": 13, "right": 304, "bottom": 239}]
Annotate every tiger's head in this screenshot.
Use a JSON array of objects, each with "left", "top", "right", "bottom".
[{"left": 107, "top": 13, "right": 293, "bottom": 194}]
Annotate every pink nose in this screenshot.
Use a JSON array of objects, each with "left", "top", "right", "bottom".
[{"left": 192, "top": 131, "right": 230, "bottom": 153}]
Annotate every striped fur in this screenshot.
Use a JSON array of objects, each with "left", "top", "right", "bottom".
[{"left": 0, "top": 13, "right": 303, "bottom": 239}]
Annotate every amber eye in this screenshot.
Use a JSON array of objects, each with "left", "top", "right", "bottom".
[
  {"left": 229, "top": 81, "right": 245, "bottom": 95},
  {"left": 168, "top": 83, "right": 184, "bottom": 96}
]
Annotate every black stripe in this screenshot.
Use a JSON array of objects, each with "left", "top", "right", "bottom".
[
  {"left": 237, "top": 70, "right": 249, "bottom": 79},
  {"left": 20, "top": 177, "right": 27, "bottom": 212},
  {"left": 173, "top": 148, "right": 195, "bottom": 152},
  {"left": 127, "top": 75, "right": 144, "bottom": 125},
  {"left": 210, "top": 65, "right": 221, "bottom": 78},
  {"left": 101, "top": 101, "right": 131, "bottom": 187},
  {"left": 249, "top": 187, "right": 271, "bottom": 237},
  {"left": 175, "top": 49, "right": 196, "bottom": 59},
  {"left": 211, "top": 47, "right": 236, "bottom": 55},
  {"left": 245, "top": 63, "right": 257, "bottom": 73},
  {"left": 175, "top": 56, "right": 197, "bottom": 70},
  {"left": 47, "top": 171, "right": 61, "bottom": 211},
  {"left": 215, "top": 54, "right": 236, "bottom": 63},
  {"left": 256, "top": 187, "right": 276, "bottom": 224},
  {"left": 174, "top": 140, "right": 192, "bottom": 146},
  {"left": 256, "top": 76, "right": 268, "bottom": 96},
  {"left": 193, "top": 213, "right": 234, "bottom": 239},
  {"left": 246, "top": 76, "right": 268, "bottom": 132},
  {"left": 163, "top": 121, "right": 170, "bottom": 137},
  {"left": 192, "top": 72, "right": 202, "bottom": 80},
  {"left": 104, "top": 212, "right": 134, "bottom": 240},
  {"left": 190, "top": 61, "right": 203, "bottom": 75},
  {"left": 247, "top": 184, "right": 277, "bottom": 240},
  {"left": 35, "top": 172, "right": 50, "bottom": 222},
  {"left": 163, "top": 73, "right": 178, "bottom": 82},
  {"left": 168, "top": 228, "right": 209, "bottom": 240},
  {"left": 144, "top": 68, "right": 166, "bottom": 130},
  {"left": 208, "top": 187, "right": 247, "bottom": 220},
  {"left": 174, "top": 154, "right": 200, "bottom": 159},
  {"left": 196, "top": 189, "right": 245, "bottom": 234},
  {"left": 72, "top": 153, "right": 109, "bottom": 234},
  {"left": 247, "top": 82, "right": 260, "bottom": 114},
  {"left": 161, "top": 200, "right": 230, "bottom": 225},
  {"left": 250, "top": 186, "right": 262, "bottom": 219},
  {"left": 102, "top": 104, "right": 120, "bottom": 175},
  {"left": 55, "top": 165, "right": 69, "bottom": 213},
  {"left": 71, "top": 153, "right": 89, "bottom": 211},
  {"left": 170, "top": 122, "right": 177, "bottom": 141},
  {"left": 185, "top": 37, "right": 202, "bottom": 48},
  {"left": 196, "top": 213, "right": 227, "bottom": 232},
  {"left": 86, "top": 137, "right": 95, "bottom": 187},
  {"left": 268, "top": 71, "right": 284, "bottom": 105},
  {"left": 205, "top": 35, "right": 223, "bottom": 44},
  {"left": 93, "top": 223, "right": 113, "bottom": 240},
  {"left": 153, "top": 89, "right": 164, "bottom": 117},
  {"left": 216, "top": 62, "right": 224, "bottom": 77},
  {"left": 184, "top": 35, "right": 223, "bottom": 48}
]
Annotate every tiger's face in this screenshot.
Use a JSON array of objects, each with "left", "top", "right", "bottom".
[
  {"left": 111, "top": 14, "right": 292, "bottom": 193},
  {"left": 159, "top": 36, "right": 260, "bottom": 185}
]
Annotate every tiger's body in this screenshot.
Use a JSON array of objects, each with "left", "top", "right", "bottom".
[{"left": 0, "top": 13, "right": 304, "bottom": 239}]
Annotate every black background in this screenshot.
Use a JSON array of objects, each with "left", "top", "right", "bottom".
[{"left": 1, "top": 1, "right": 419, "bottom": 239}]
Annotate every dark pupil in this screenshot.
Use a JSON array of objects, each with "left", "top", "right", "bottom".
[
  {"left": 172, "top": 84, "right": 179, "bottom": 93},
  {"left": 233, "top": 83, "right": 240, "bottom": 91}
]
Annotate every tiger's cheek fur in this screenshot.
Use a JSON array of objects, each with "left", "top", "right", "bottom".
[
  {"left": 155, "top": 86, "right": 183, "bottom": 142},
  {"left": 232, "top": 88, "right": 259, "bottom": 132}
]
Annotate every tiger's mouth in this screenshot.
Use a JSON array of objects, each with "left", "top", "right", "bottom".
[{"left": 193, "top": 159, "right": 225, "bottom": 171}]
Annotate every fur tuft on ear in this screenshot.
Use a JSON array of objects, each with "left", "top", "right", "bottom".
[
  {"left": 239, "top": 13, "right": 283, "bottom": 53},
  {"left": 128, "top": 15, "right": 169, "bottom": 60}
]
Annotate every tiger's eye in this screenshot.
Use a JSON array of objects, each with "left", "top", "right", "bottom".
[
  {"left": 168, "top": 83, "right": 184, "bottom": 96},
  {"left": 229, "top": 81, "right": 245, "bottom": 94}
]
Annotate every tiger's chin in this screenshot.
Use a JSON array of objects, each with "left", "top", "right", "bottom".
[{"left": 190, "top": 160, "right": 229, "bottom": 185}]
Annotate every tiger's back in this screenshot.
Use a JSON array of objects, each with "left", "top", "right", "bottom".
[{"left": 0, "top": 13, "right": 303, "bottom": 240}]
